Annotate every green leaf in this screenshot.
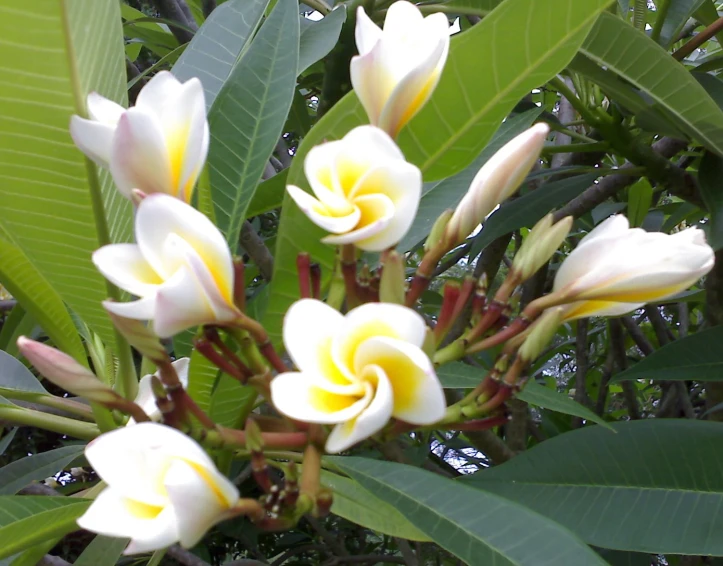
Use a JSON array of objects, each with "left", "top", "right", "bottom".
[
  {"left": 398, "top": 107, "right": 544, "bottom": 252},
  {"left": 0, "top": 307, "right": 36, "bottom": 360},
  {"left": 0, "top": 429, "right": 17, "bottom": 457},
  {"left": 74, "top": 535, "right": 128, "bottom": 566},
  {"left": 0, "top": 497, "right": 91, "bottom": 560},
  {"left": 0, "top": 0, "right": 133, "bottom": 348},
  {"left": 209, "top": 0, "right": 300, "bottom": 248},
  {"left": 0, "top": 538, "right": 60, "bottom": 566},
  {"left": 329, "top": 457, "right": 608, "bottom": 565},
  {"left": 187, "top": 349, "right": 218, "bottom": 414},
  {"left": 698, "top": 151, "right": 723, "bottom": 250},
  {"left": 580, "top": 12, "right": 723, "bottom": 156},
  {"left": 209, "top": 375, "right": 257, "bottom": 428},
  {"left": 399, "top": 0, "right": 612, "bottom": 180},
  {"left": 626, "top": 178, "right": 653, "bottom": 227},
  {"left": 298, "top": 7, "right": 346, "bottom": 74},
  {"left": 611, "top": 325, "right": 723, "bottom": 383},
  {"left": 120, "top": 4, "right": 179, "bottom": 57},
  {"left": 436, "top": 0, "right": 502, "bottom": 15},
  {"left": 0, "top": 233, "right": 85, "bottom": 364},
  {"left": 0, "top": 349, "right": 48, "bottom": 397},
  {"left": 658, "top": 0, "right": 706, "bottom": 47},
  {"left": 0, "top": 445, "right": 85, "bottom": 496},
  {"left": 172, "top": 0, "right": 271, "bottom": 109},
  {"left": 463, "top": 420, "right": 723, "bottom": 555},
  {"left": 470, "top": 173, "right": 598, "bottom": 259},
  {"left": 516, "top": 382, "right": 613, "bottom": 430},
  {"left": 246, "top": 171, "right": 287, "bottom": 218},
  {"left": 436, "top": 361, "right": 488, "bottom": 388},
  {"left": 320, "top": 470, "right": 430, "bottom": 541}
]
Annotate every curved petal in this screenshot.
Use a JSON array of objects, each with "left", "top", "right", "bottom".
[
  {"left": 270, "top": 371, "right": 370, "bottom": 424},
  {"left": 282, "top": 299, "right": 350, "bottom": 384},
  {"left": 110, "top": 108, "right": 172, "bottom": 198},
  {"left": 575, "top": 214, "right": 630, "bottom": 249},
  {"left": 332, "top": 302, "right": 428, "bottom": 378},
  {"left": 304, "top": 142, "right": 355, "bottom": 211},
  {"left": 152, "top": 266, "right": 217, "bottom": 338},
  {"left": 560, "top": 300, "right": 645, "bottom": 321},
  {"left": 287, "top": 185, "right": 361, "bottom": 234},
  {"left": 164, "top": 459, "right": 239, "bottom": 548},
  {"left": 135, "top": 194, "right": 234, "bottom": 304},
  {"left": 350, "top": 49, "right": 396, "bottom": 128},
  {"left": 130, "top": 374, "right": 160, "bottom": 424},
  {"left": 383, "top": 0, "right": 425, "bottom": 35},
  {"left": 76, "top": 487, "right": 179, "bottom": 554},
  {"left": 173, "top": 357, "right": 191, "bottom": 388},
  {"left": 325, "top": 365, "right": 393, "bottom": 453},
  {"left": 337, "top": 126, "right": 406, "bottom": 175},
  {"left": 135, "top": 71, "right": 183, "bottom": 116},
  {"left": 321, "top": 193, "right": 394, "bottom": 250},
  {"left": 103, "top": 296, "right": 157, "bottom": 321},
  {"left": 93, "top": 243, "right": 162, "bottom": 297},
  {"left": 86, "top": 92, "right": 125, "bottom": 125},
  {"left": 70, "top": 116, "right": 115, "bottom": 169},
  {"left": 354, "top": 337, "right": 445, "bottom": 424},
  {"left": 355, "top": 6, "right": 382, "bottom": 55}
]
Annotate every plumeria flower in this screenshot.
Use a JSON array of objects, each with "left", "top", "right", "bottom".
[
  {"left": 77, "top": 423, "right": 239, "bottom": 554},
  {"left": 70, "top": 71, "right": 209, "bottom": 203},
  {"left": 351, "top": 1, "right": 450, "bottom": 137},
  {"left": 553, "top": 215, "right": 715, "bottom": 320},
  {"left": 270, "top": 299, "right": 446, "bottom": 453},
  {"left": 287, "top": 126, "right": 421, "bottom": 252},
  {"left": 127, "top": 358, "right": 190, "bottom": 425},
  {"left": 93, "top": 193, "right": 240, "bottom": 338}
]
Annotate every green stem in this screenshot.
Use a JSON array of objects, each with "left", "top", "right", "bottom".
[
  {"left": 417, "top": 4, "right": 491, "bottom": 16},
  {"left": 548, "top": 76, "right": 602, "bottom": 129},
  {"left": 650, "top": 0, "right": 670, "bottom": 43},
  {"left": 542, "top": 142, "right": 609, "bottom": 154},
  {"left": 302, "top": 0, "right": 331, "bottom": 14},
  {"left": 0, "top": 391, "right": 95, "bottom": 421},
  {"left": 632, "top": 0, "right": 646, "bottom": 30},
  {"left": 0, "top": 406, "right": 100, "bottom": 440}
]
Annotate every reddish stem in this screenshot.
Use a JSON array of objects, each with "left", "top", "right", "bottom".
[
  {"left": 195, "top": 338, "right": 248, "bottom": 382},
  {"left": 467, "top": 317, "right": 531, "bottom": 355},
  {"left": 434, "top": 283, "right": 461, "bottom": 342},
  {"left": 341, "top": 245, "right": 361, "bottom": 309},
  {"left": 441, "top": 413, "right": 509, "bottom": 431},
  {"left": 310, "top": 263, "right": 321, "bottom": 299},
  {"left": 259, "top": 341, "right": 289, "bottom": 374},
  {"left": 466, "top": 301, "right": 505, "bottom": 343},
  {"left": 296, "top": 253, "right": 312, "bottom": 299},
  {"left": 233, "top": 258, "right": 246, "bottom": 312},
  {"left": 205, "top": 328, "right": 254, "bottom": 378}
]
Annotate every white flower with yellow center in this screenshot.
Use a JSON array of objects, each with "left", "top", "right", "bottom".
[
  {"left": 270, "top": 299, "right": 446, "bottom": 453},
  {"left": 93, "top": 193, "right": 239, "bottom": 338},
  {"left": 70, "top": 71, "right": 208, "bottom": 203},
  {"left": 351, "top": 1, "right": 450, "bottom": 137},
  {"left": 77, "top": 423, "right": 239, "bottom": 554},
  {"left": 553, "top": 215, "right": 715, "bottom": 320},
  {"left": 287, "top": 125, "right": 421, "bottom": 252}
]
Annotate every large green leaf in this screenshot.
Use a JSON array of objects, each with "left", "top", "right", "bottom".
[
  {"left": 246, "top": 171, "right": 287, "bottom": 218},
  {"left": 0, "top": 497, "right": 91, "bottom": 560},
  {"left": 209, "top": 0, "right": 300, "bottom": 247},
  {"left": 698, "top": 151, "right": 723, "bottom": 250},
  {"left": 0, "top": 430, "right": 17, "bottom": 457},
  {"left": 0, "top": 1, "right": 133, "bottom": 348},
  {"left": 0, "top": 445, "right": 85, "bottom": 496},
  {"left": 0, "top": 307, "right": 36, "bottom": 360},
  {"left": 399, "top": 0, "right": 612, "bottom": 180},
  {"left": 187, "top": 349, "right": 218, "bottom": 414},
  {"left": 0, "top": 234, "right": 85, "bottom": 364},
  {"left": 464, "top": 420, "right": 723, "bottom": 555},
  {"left": 298, "top": 6, "right": 347, "bottom": 74},
  {"left": 209, "top": 375, "right": 257, "bottom": 428},
  {"left": 172, "top": 0, "right": 270, "bottom": 109},
  {"left": 658, "top": 0, "right": 706, "bottom": 47},
  {"left": 398, "top": 107, "right": 544, "bottom": 252},
  {"left": 611, "top": 325, "right": 723, "bottom": 383},
  {"left": 320, "top": 470, "right": 430, "bottom": 541},
  {"left": 0, "top": 350, "right": 48, "bottom": 398},
  {"left": 0, "top": 538, "right": 60, "bottom": 566},
  {"left": 580, "top": 12, "right": 723, "bottom": 156},
  {"left": 329, "top": 457, "right": 608, "bottom": 565},
  {"left": 74, "top": 535, "right": 128, "bottom": 566}
]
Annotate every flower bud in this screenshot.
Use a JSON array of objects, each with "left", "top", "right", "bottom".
[
  {"left": 517, "top": 307, "right": 564, "bottom": 363},
  {"left": 512, "top": 214, "right": 573, "bottom": 282},
  {"left": 444, "top": 124, "right": 549, "bottom": 247},
  {"left": 17, "top": 337, "right": 117, "bottom": 404},
  {"left": 105, "top": 310, "right": 169, "bottom": 364},
  {"left": 379, "top": 251, "right": 406, "bottom": 305},
  {"left": 424, "top": 209, "right": 453, "bottom": 252}
]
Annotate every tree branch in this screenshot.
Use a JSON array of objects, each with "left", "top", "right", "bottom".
[
  {"left": 240, "top": 221, "right": 275, "bottom": 281},
  {"left": 151, "top": 0, "right": 197, "bottom": 44}
]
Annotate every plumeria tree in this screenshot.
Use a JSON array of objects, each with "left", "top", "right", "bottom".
[{"left": 2, "top": 0, "right": 723, "bottom": 565}]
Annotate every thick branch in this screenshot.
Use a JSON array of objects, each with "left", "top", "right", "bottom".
[
  {"left": 240, "top": 221, "right": 274, "bottom": 281},
  {"left": 151, "top": 0, "right": 197, "bottom": 43},
  {"left": 464, "top": 430, "right": 516, "bottom": 465}
]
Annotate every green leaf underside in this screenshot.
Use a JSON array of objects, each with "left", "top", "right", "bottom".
[
  {"left": 463, "top": 420, "right": 723, "bottom": 555},
  {"left": 298, "top": 6, "right": 346, "bottom": 75},
  {"left": 172, "top": 0, "right": 271, "bottom": 110},
  {"left": 187, "top": 348, "right": 218, "bottom": 414},
  {"left": 0, "top": 307, "right": 37, "bottom": 359},
  {"left": 329, "top": 457, "right": 608, "bottom": 565},
  {"left": 0, "top": 446, "right": 85, "bottom": 496},
  {"left": 209, "top": 375, "right": 257, "bottom": 428},
  {"left": 209, "top": 0, "right": 300, "bottom": 248},
  {"left": 0, "top": 349, "right": 49, "bottom": 397},
  {"left": 0, "top": 0, "right": 132, "bottom": 348},
  {"left": 73, "top": 535, "right": 129, "bottom": 566},
  {"left": 611, "top": 325, "right": 723, "bottom": 382}
]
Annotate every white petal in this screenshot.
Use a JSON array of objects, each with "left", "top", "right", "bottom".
[
  {"left": 173, "top": 357, "right": 190, "bottom": 389},
  {"left": 87, "top": 92, "right": 125, "bottom": 125},
  {"left": 355, "top": 6, "right": 382, "bottom": 55},
  {"left": 322, "top": 193, "right": 394, "bottom": 250},
  {"left": 336, "top": 125, "right": 406, "bottom": 175},
  {"left": 103, "top": 296, "right": 157, "bottom": 321},
  {"left": 325, "top": 365, "right": 393, "bottom": 453},
  {"left": 110, "top": 108, "right": 172, "bottom": 198},
  {"left": 76, "top": 487, "right": 179, "bottom": 554},
  {"left": 561, "top": 300, "right": 645, "bottom": 321},
  {"left": 130, "top": 374, "right": 160, "bottom": 424},
  {"left": 350, "top": 50, "right": 396, "bottom": 128},
  {"left": 136, "top": 71, "right": 183, "bottom": 116},
  {"left": 152, "top": 266, "right": 217, "bottom": 338},
  {"left": 287, "top": 185, "right": 361, "bottom": 234},
  {"left": 70, "top": 116, "right": 115, "bottom": 169},
  {"left": 354, "top": 337, "right": 445, "bottom": 424},
  {"left": 577, "top": 215, "right": 630, "bottom": 248},
  {"left": 270, "top": 371, "right": 371, "bottom": 424},
  {"left": 383, "top": 1, "right": 425, "bottom": 35},
  {"left": 164, "top": 458, "right": 239, "bottom": 548},
  {"left": 304, "top": 142, "right": 355, "bottom": 210},
  {"left": 93, "top": 243, "right": 162, "bottom": 298}
]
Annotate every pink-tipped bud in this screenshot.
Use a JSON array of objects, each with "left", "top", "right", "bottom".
[
  {"left": 444, "top": 123, "right": 549, "bottom": 248},
  {"left": 16, "top": 337, "right": 116, "bottom": 403}
]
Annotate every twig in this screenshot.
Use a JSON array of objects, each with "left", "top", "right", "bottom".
[
  {"left": 645, "top": 305, "right": 675, "bottom": 346},
  {"left": 151, "top": 0, "right": 197, "bottom": 43},
  {"left": 240, "top": 221, "right": 274, "bottom": 281},
  {"left": 38, "top": 557, "right": 71, "bottom": 566},
  {"left": 673, "top": 15, "right": 723, "bottom": 60},
  {"left": 609, "top": 320, "right": 640, "bottom": 419},
  {"left": 167, "top": 545, "right": 212, "bottom": 566},
  {"left": 464, "top": 429, "right": 516, "bottom": 465},
  {"left": 571, "top": 318, "right": 592, "bottom": 428},
  {"left": 394, "top": 538, "right": 418, "bottom": 566}
]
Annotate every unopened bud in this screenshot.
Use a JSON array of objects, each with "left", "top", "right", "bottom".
[
  {"left": 518, "top": 307, "right": 564, "bottom": 363},
  {"left": 512, "top": 214, "right": 573, "bottom": 282},
  {"left": 424, "top": 209, "right": 454, "bottom": 252},
  {"left": 245, "top": 419, "right": 264, "bottom": 452},
  {"left": 70, "top": 467, "right": 85, "bottom": 477},
  {"left": 379, "top": 251, "right": 406, "bottom": 305},
  {"left": 444, "top": 123, "right": 549, "bottom": 247},
  {"left": 150, "top": 375, "right": 167, "bottom": 400},
  {"left": 104, "top": 308, "right": 169, "bottom": 364},
  {"left": 17, "top": 337, "right": 116, "bottom": 403}
]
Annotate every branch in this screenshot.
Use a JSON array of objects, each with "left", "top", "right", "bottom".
[
  {"left": 609, "top": 319, "right": 640, "bottom": 420},
  {"left": 673, "top": 15, "right": 723, "bottom": 60},
  {"left": 571, "top": 318, "right": 592, "bottom": 428},
  {"left": 240, "top": 221, "right": 274, "bottom": 281},
  {"left": 38, "top": 557, "right": 71, "bottom": 566},
  {"left": 464, "top": 429, "right": 516, "bottom": 465},
  {"left": 167, "top": 545, "right": 212, "bottom": 566},
  {"left": 151, "top": 0, "right": 197, "bottom": 43}
]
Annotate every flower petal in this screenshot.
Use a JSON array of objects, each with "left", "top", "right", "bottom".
[
  {"left": 287, "top": 185, "right": 361, "bottom": 234},
  {"left": 76, "top": 487, "right": 179, "bottom": 554},
  {"left": 70, "top": 116, "right": 115, "bottom": 169},
  {"left": 321, "top": 193, "right": 394, "bottom": 250},
  {"left": 304, "top": 142, "right": 356, "bottom": 210},
  {"left": 110, "top": 108, "right": 172, "bottom": 198},
  {"left": 130, "top": 374, "right": 159, "bottom": 424},
  {"left": 93, "top": 243, "right": 162, "bottom": 298},
  {"left": 86, "top": 92, "right": 125, "bottom": 124},
  {"left": 164, "top": 458, "right": 239, "bottom": 548},
  {"left": 560, "top": 300, "right": 645, "bottom": 321},
  {"left": 173, "top": 357, "right": 190, "bottom": 388},
  {"left": 325, "top": 365, "right": 393, "bottom": 453},
  {"left": 103, "top": 296, "right": 157, "bottom": 321},
  {"left": 355, "top": 6, "right": 382, "bottom": 55},
  {"left": 354, "top": 336, "right": 445, "bottom": 424},
  {"left": 135, "top": 71, "right": 183, "bottom": 116},
  {"left": 383, "top": 0, "right": 425, "bottom": 35},
  {"left": 152, "top": 266, "right": 217, "bottom": 338},
  {"left": 350, "top": 49, "right": 397, "bottom": 128},
  {"left": 270, "top": 371, "right": 370, "bottom": 424}
]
